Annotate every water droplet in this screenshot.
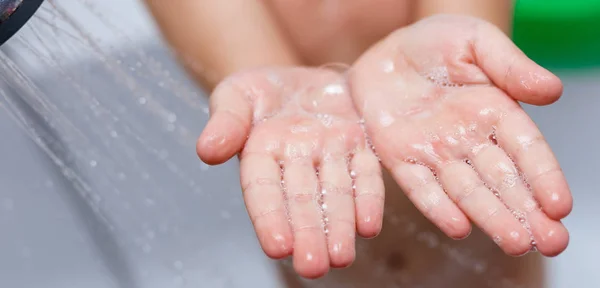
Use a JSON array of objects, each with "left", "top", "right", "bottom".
[
  {"left": 306, "top": 253, "right": 314, "bottom": 261},
  {"left": 167, "top": 113, "right": 177, "bottom": 123},
  {"left": 529, "top": 239, "right": 538, "bottom": 252},
  {"left": 323, "top": 84, "right": 345, "bottom": 95},
  {"left": 382, "top": 60, "right": 395, "bottom": 73},
  {"left": 146, "top": 230, "right": 155, "bottom": 239},
  {"left": 489, "top": 133, "right": 498, "bottom": 145},
  {"left": 349, "top": 170, "right": 357, "bottom": 178},
  {"left": 89, "top": 160, "right": 97, "bottom": 167},
  {"left": 474, "top": 261, "right": 487, "bottom": 274},
  {"left": 493, "top": 236, "right": 502, "bottom": 244},
  {"left": 159, "top": 150, "right": 169, "bottom": 160},
  {"left": 417, "top": 231, "right": 439, "bottom": 248},
  {"left": 378, "top": 110, "right": 395, "bottom": 127},
  {"left": 173, "top": 261, "right": 184, "bottom": 270},
  {"left": 138, "top": 97, "right": 147, "bottom": 105}
]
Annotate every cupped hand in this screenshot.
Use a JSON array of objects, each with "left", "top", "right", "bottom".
[
  {"left": 349, "top": 15, "right": 572, "bottom": 257},
  {"left": 196, "top": 68, "right": 384, "bottom": 278}
]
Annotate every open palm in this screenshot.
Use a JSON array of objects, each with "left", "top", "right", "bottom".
[
  {"left": 349, "top": 15, "right": 572, "bottom": 257},
  {"left": 196, "top": 68, "right": 384, "bottom": 278}
]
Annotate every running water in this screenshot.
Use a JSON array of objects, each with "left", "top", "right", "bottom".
[{"left": 0, "top": 1, "right": 540, "bottom": 288}]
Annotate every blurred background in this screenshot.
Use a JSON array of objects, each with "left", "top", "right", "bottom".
[{"left": 0, "top": 0, "right": 597, "bottom": 287}]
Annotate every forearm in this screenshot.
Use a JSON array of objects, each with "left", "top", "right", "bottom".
[
  {"left": 143, "top": 0, "right": 302, "bottom": 91},
  {"left": 414, "top": 0, "right": 514, "bottom": 35}
]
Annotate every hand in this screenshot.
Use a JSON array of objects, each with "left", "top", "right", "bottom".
[
  {"left": 348, "top": 15, "right": 572, "bottom": 257},
  {"left": 196, "top": 68, "right": 384, "bottom": 278}
]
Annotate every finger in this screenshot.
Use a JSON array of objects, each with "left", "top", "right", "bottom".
[
  {"left": 351, "top": 148, "right": 385, "bottom": 239},
  {"left": 470, "top": 144, "right": 569, "bottom": 256},
  {"left": 473, "top": 21, "right": 563, "bottom": 105},
  {"left": 319, "top": 149, "right": 355, "bottom": 268},
  {"left": 283, "top": 157, "right": 329, "bottom": 279},
  {"left": 438, "top": 161, "right": 532, "bottom": 256},
  {"left": 496, "top": 108, "right": 572, "bottom": 220},
  {"left": 391, "top": 162, "right": 472, "bottom": 240},
  {"left": 526, "top": 209, "right": 570, "bottom": 257},
  {"left": 197, "top": 78, "right": 253, "bottom": 165},
  {"left": 240, "top": 153, "right": 293, "bottom": 259}
]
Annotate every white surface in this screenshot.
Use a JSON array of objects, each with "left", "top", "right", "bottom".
[{"left": 533, "top": 72, "right": 600, "bottom": 288}]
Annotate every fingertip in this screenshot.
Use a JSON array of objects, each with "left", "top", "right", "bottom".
[
  {"left": 293, "top": 250, "right": 330, "bottom": 279},
  {"left": 353, "top": 174, "right": 385, "bottom": 239},
  {"left": 196, "top": 134, "right": 225, "bottom": 165},
  {"left": 508, "top": 62, "right": 564, "bottom": 106},
  {"left": 537, "top": 225, "right": 569, "bottom": 257},
  {"left": 260, "top": 231, "right": 294, "bottom": 260},
  {"left": 356, "top": 213, "right": 383, "bottom": 239},
  {"left": 196, "top": 112, "right": 250, "bottom": 165},
  {"left": 539, "top": 231, "right": 569, "bottom": 258},
  {"left": 502, "top": 229, "right": 535, "bottom": 257},
  {"left": 474, "top": 21, "right": 563, "bottom": 106},
  {"left": 444, "top": 217, "right": 472, "bottom": 241},
  {"left": 252, "top": 212, "right": 294, "bottom": 259},
  {"left": 544, "top": 192, "right": 573, "bottom": 221},
  {"left": 534, "top": 175, "right": 573, "bottom": 220},
  {"left": 328, "top": 241, "right": 356, "bottom": 268},
  {"left": 529, "top": 211, "right": 570, "bottom": 257},
  {"left": 295, "top": 266, "right": 329, "bottom": 280},
  {"left": 541, "top": 72, "right": 564, "bottom": 105}
]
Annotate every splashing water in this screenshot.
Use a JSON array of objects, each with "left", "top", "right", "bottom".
[{"left": 0, "top": 1, "right": 543, "bottom": 288}]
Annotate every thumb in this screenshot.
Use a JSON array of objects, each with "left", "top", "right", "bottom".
[
  {"left": 474, "top": 22, "right": 563, "bottom": 106},
  {"left": 197, "top": 80, "right": 252, "bottom": 165}
]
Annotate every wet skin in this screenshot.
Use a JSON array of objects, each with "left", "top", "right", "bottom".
[{"left": 196, "top": 15, "right": 572, "bottom": 279}]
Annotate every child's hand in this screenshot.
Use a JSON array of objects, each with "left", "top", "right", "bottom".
[
  {"left": 349, "top": 15, "right": 572, "bottom": 257},
  {"left": 196, "top": 68, "right": 384, "bottom": 278}
]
